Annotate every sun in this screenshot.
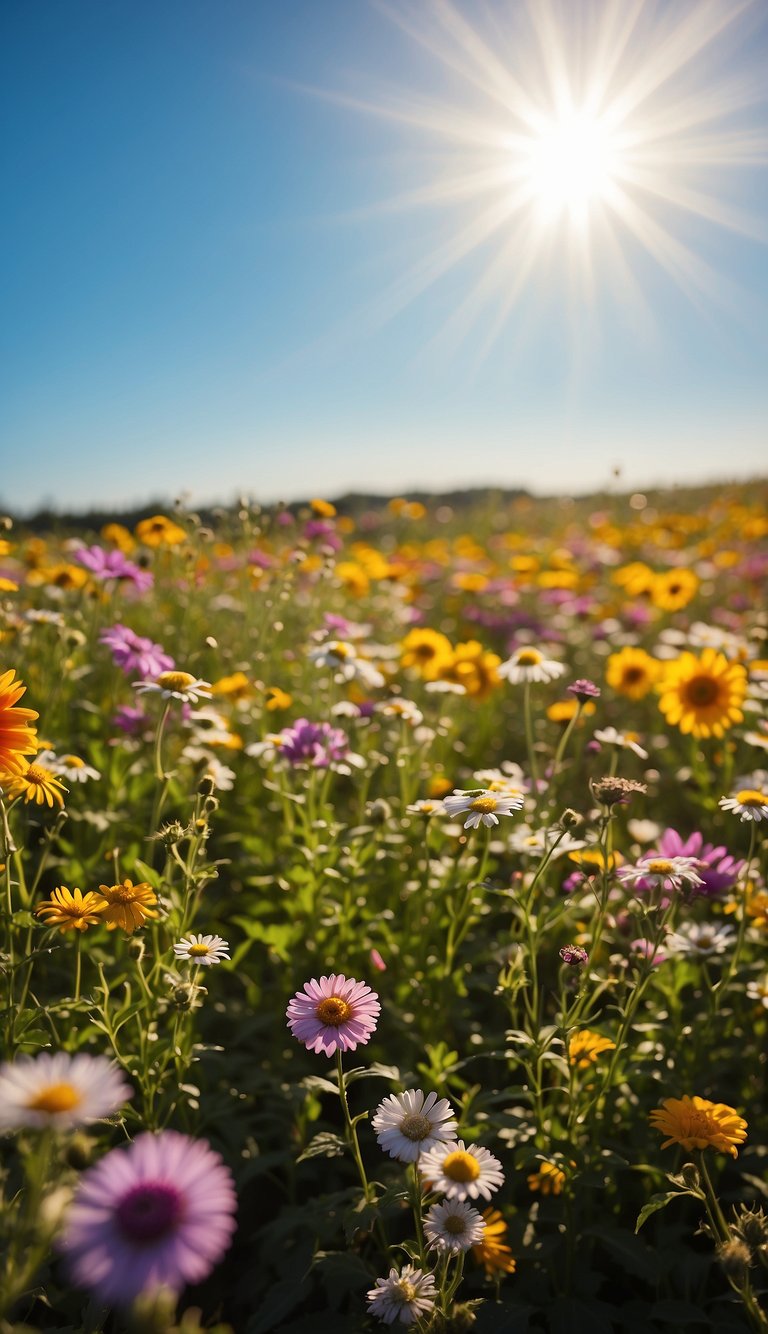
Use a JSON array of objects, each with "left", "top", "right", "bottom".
[{"left": 523, "top": 109, "right": 620, "bottom": 225}]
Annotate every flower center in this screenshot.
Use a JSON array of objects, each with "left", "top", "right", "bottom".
[
  {"left": 735, "top": 789, "right": 766, "bottom": 807},
  {"left": 156, "top": 671, "right": 195, "bottom": 690},
  {"left": 330, "top": 642, "right": 350, "bottom": 658},
  {"left": 115, "top": 1183, "right": 183, "bottom": 1242},
  {"left": 26, "top": 1081, "right": 83, "bottom": 1114},
  {"left": 394, "top": 1280, "right": 417, "bottom": 1303},
  {"left": 623, "top": 667, "right": 645, "bottom": 684},
  {"left": 444, "top": 1214, "right": 467, "bottom": 1235},
  {"left": 516, "top": 649, "right": 542, "bottom": 666},
  {"left": 315, "top": 996, "right": 352, "bottom": 1026},
  {"left": 683, "top": 675, "right": 719, "bottom": 707},
  {"left": 645, "top": 859, "right": 674, "bottom": 875},
  {"left": 399, "top": 1113, "right": 433, "bottom": 1142},
  {"left": 25, "top": 765, "right": 49, "bottom": 785},
  {"left": 441, "top": 1150, "right": 481, "bottom": 1182},
  {"left": 470, "top": 797, "right": 497, "bottom": 814},
  {"left": 189, "top": 943, "right": 211, "bottom": 957},
  {"left": 61, "top": 755, "right": 84, "bottom": 767},
  {"left": 107, "top": 883, "right": 138, "bottom": 903}
]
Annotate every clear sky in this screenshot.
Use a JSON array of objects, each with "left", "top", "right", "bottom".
[{"left": 1, "top": 0, "right": 767, "bottom": 514}]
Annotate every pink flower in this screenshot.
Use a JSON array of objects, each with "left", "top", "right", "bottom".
[
  {"left": 286, "top": 974, "right": 380, "bottom": 1057},
  {"left": 370, "top": 949, "right": 387, "bottom": 972}
]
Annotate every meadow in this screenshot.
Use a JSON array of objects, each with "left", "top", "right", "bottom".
[{"left": 0, "top": 482, "right": 767, "bottom": 1334}]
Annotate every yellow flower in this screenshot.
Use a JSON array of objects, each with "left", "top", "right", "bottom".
[
  {"left": 649, "top": 1095, "right": 747, "bottom": 1157},
  {"left": 452, "top": 571, "right": 490, "bottom": 593},
  {"left": 334, "top": 561, "right": 370, "bottom": 597},
  {"left": 613, "top": 562, "right": 655, "bottom": 597},
  {"left": 527, "top": 1161, "right": 566, "bottom": 1195},
  {"left": 101, "top": 522, "right": 136, "bottom": 553},
  {"left": 568, "top": 848, "right": 623, "bottom": 873},
  {"left": 724, "top": 884, "right": 768, "bottom": 930},
  {"left": 135, "top": 515, "right": 187, "bottom": 547},
  {"left": 546, "top": 699, "right": 596, "bottom": 724},
  {"left": 428, "top": 775, "right": 453, "bottom": 799},
  {"left": 33, "top": 563, "right": 89, "bottom": 591},
  {"left": 605, "top": 647, "right": 661, "bottom": 700},
  {"left": 211, "top": 671, "right": 253, "bottom": 701},
  {"left": 1, "top": 759, "right": 66, "bottom": 808},
  {"left": 36, "top": 886, "right": 107, "bottom": 932},
  {"left": 568, "top": 1030, "right": 616, "bottom": 1069},
  {"left": 437, "top": 640, "right": 501, "bottom": 699},
  {"left": 0, "top": 670, "right": 39, "bottom": 774},
  {"left": 651, "top": 568, "right": 699, "bottom": 612},
  {"left": 658, "top": 650, "right": 747, "bottom": 739},
  {"left": 265, "top": 686, "right": 293, "bottom": 712},
  {"left": 471, "top": 1208, "right": 517, "bottom": 1277},
  {"left": 400, "top": 628, "right": 454, "bottom": 681},
  {"left": 309, "top": 498, "right": 336, "bottom": 517},
  {"left": 0, "top": 578, "right": 18, "bottom": 592},
  {"left": 97, "top": 879, "right": 159, "bottom": 933}
]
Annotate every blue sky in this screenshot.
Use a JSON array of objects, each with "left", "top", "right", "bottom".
[{"left": 1, "top": 0, "right": 766, "bottom": 513}]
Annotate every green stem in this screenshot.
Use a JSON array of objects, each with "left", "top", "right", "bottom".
[
  {"left": 523, "top": 682, "right": 540, "bottom": 791},
  {"left": 336, "top": 1050, "right": 372, "bottom": 1202}
]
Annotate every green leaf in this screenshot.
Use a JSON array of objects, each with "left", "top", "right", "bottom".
[
  {"left": 635, "top": 1190, "right": 685, "bottom": 1233},
  {"left": 296, "top": 1132, "right": 348, "bottom": 1163}
]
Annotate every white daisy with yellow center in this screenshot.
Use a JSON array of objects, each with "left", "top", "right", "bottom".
[
  {"left": 372, "top": 1088, "right": 457, "bottom": 1163},
  {"left": 498, "top": 646, "right": 567, "bottom": 685},
  {"left": 443, "top": 788, "right": 525, "bottom": 830},
  {"left": 719, "top": 790, "right": 768, "bottom": 823},
  {"left": 0, "top": 1052, "right": 131, "bottom": 1132},
  {"left": 419, "top": 1139, "right": 505, "bottom": 1202},
  {"left": 424, "top": 1198, "right": 486, "bottom": 1253},
  {"left": 35, "top": 751, "right": 101, "bottom": 783},
  {"left": 173, "top": 934, "right": 230, "bottom": 966},
  {"left": 135, "top": 671, "right": 213, "bottom": 704}
]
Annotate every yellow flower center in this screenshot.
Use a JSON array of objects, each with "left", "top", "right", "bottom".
[
  {"left": 330, "top": 643, "right": 350, "bottom": 659},
  {"left": 108, "top": 884, "right": 140, "bottom": 903},
  {"left": 645, "top": 859, "right": 674, "bottom": 875},
  {"left": 399, "top": 1113, "right": 433, "bottom": 1142},
  {"left": 315, "top": 996, "right": 352, "bottom": 1026},
  {"left": 189, "top": 943, "right": 211, "bottom": 957},
  {"left": 623, "top": 666, "right": 645, "bottom": 684},
  {"left": 61, "top": 755, "right": 84, "bottom": 767},
  {"left": 470, "top": 797, "right": 497, "bottom": 814},
  {"left": 735, "top": 790, "right": 766, "bottom": 807},
  {"left": 516, "top": 649, "right": 542, "bottom": 666},
  {"left": 156, "top": 671, "right": 195, "bottom": 690},
  {"left": 441, "top": 1149, "right": 481, "bottom": 1182},
  {"left": 395, "top": 1280, "right": 417, "bottom": 1303},
  {"left": 25, "top": 765, "right": 50, "bottom": 785},
  {"left": 683, "top": 674, "right": 719, "bottom": 707},
  {"left": 26, "top": 1082, "right": 82, "bottom": 1114}
]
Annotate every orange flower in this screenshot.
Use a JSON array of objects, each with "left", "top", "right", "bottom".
[
  {"left": 97, "top": 879, "right": 159, "bottom": 933},
  {"left": 471, "top": 1208, "right": 517, "bottom": 1276},
  {"left": 0, "top": 670, "right": 39, "bottom": 774},
  {"left": 650, "top": 1096, "right": 747, "bottom": 1157}
]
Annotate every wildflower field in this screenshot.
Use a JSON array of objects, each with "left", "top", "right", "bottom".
[{"left": 1, "top": 483, "right": 767, "bottom": 1334}]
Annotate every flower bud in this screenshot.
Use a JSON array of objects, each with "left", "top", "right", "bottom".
[
  {"left": 559, "top": 944, "right": 589, "bottom": 966},
  {"left": 718, "top": 1239, "right": 751, "bottom": 1283},
  {"left": 559, "top": 808, "right": 582, "bottom": 830}
]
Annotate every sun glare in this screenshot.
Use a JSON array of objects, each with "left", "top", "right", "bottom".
[{"left": 524, "top": 110, "right": 619, "bottom": 224}]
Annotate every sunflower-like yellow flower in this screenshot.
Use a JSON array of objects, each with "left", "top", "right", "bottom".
[
  {"left": 658, "top": 649, "right": 747, "bottom": 740},
  {"left": 0, "top": 670, "right": 39, "bottom": 775},
  {"left": 605, "top": 647, "right": 661, "bottom": 700},
  {"left": 527, "top": 1161, "right": 567, "bottom": 1195},
  {"left": 471, "top": 1208, "right": 517, "bottom": 1277},
  {"left": 135, "top": 514, "right": 187, "bottom": 547},
  {"left": 36, "top": 886, "right": 107, "bottom": 932},
  {"left": 651, "top": 568, "right": 699, "bottom": 612},
  {"left": 568, "top": 1029, "right": 616, "bottom": 1069},
  {"left": 264, "top": 685, "right": 293, "bottom": 712},
  {"left": 400, "top": 627, "right": 455, "bottom": 681},
  {"left": 97, "top": 879, "right": 159, "bottom": 933},
  {"left": 436, "top": 640, "right": 501, "bottom": 699},
  {"left": 649, "top": 1095, "right": 747, "bottom": 1157},
  {"left": 1, "top": 759, "right": 66, "bottom": 808},
  {"left": 211, "top": 672, "right": 253, "bottom": 701}
]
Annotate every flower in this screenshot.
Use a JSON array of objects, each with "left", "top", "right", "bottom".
[
  {"left": 0, "top": 759, "right": 66, "bottom": 808},
  {"left": 36, "top": 886, "right": 107, "bottom": 932},
  {"left": 471, "top": 1208, "right": 517, "bottom": 1276},
  {"left": 372, "top": 1089, "right": 457, "bottom": 1163},
  {"left": 592, "top": 776, "right": 647, "bottom": 807},
  {"left": 173, "top": 934, "right": 230, "bottom": 966},
  {"left": 593, "top": 726, "right": 649, "bottom": 760},
  {"left": 649, "top": 1095, "right": 747, "bottom": 1157},
  {"left": 366, "top": 1264, "right": 437, "bottom": 1326},
  {"left": 719, "top": 789, "right": 768, "bottom": 822},
  {"left": 59, "top": 1131, "right": 237, "bottom": 1304},
  {"left": 435, "top": 640, "right": 501, "bottom": 698},
  {"left": 0, "top": 669, "right": 38, "bottom": 773},
  {"left": 498, "top": 646, "right": 567, "bottom": 685},
  {"left": 97, "top": 879, "right": 159, "bottom": 933},
  {"left": 418, "top": 1140, "right": 504, "bottom": 1202},
  {"left": 34, "top": 752, "right": 101, "bottom": 783},
  {"left": 651, "top": 829, "right": 744, "bottom": 897},
  {"left": 746, "top": 976, "right": 768, "bottom": 1008},
  {"left": 559, "top": 944, "right": 589, "bottom": 966},
  {"left": 568, "top": 678, "right": 601, "bottom": 702},
  {"left": 651, "top": 567, "right": 699, "bottom": 612},
  {"left": 74, "top": 545, "right": 153, "bottom": 592},
  {"left": 100, "top": 624, "right": 174, "bottom": 679},
  {"left": 605, "top": 647, "right": 660, "bottom": 699},
  {"left": 308, "top": 641, "right": 385, "bottom": 689},
  {"left": 665, "top": 921, "right": 736, "bottom": 957},
  {"left": 406, "top": 798, "right": 446, "bottom": 817},
  {"left": 400, "top": 627, "right": 454, "bottom": 680},
  {"left": 658, "top": 650, "right": 747, "bottom": 739},
  {"left": 286, "top": 974, "right": 380, "bottom": 1056},
  {"left": 276, "top": 718, "right": 353, "bottom": 769},
  {"left": 424, "top": 1198, "right": 486, "bottom": 1253},
  {"left": 618, "top": 855, "right": 704, "bottom": 894},
  {"left": 443, "top": 788, "right": 525, "bottom": 829},
  {"left": 527, "top": 1161, "right": 567, "bottom": 1195},
  {"left": 135, "top": 514, "right": 188, "bottom": 546},
  {"left": 0, "top": 1053, "right": 131, "bottom": 1131},
  {"left": 135, "top": 671, "right": 212, "bottom": 704},
  {"left": 568, "top": 1030, "right": 616, "bottom": 1068}
]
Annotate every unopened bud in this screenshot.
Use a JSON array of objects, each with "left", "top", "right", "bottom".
[
  {"left": 172, "top": 984, "right": 195, "bottom": 1011},
  {"left": 559, "top": 808, "right": 582, "bottom": 830},
  {"left": 198, "top": 776, "right": 216, "bottom": 797},
  {"left": 65, "top": 1133, "right": 94, "bottom": 1170},
  {"left": 367, "top": 798, "right": 392, "bottom": 825},
  {"left": 680, "top": 1162, "right": 701, "bottom": 1191},
  {"left": 559, "top": 944, "right": 588, "bottom": 966},
  {"left": 718, "top": 1239, "right": 751, "bottom": 1282},
  {"left": 127, "top": 937, "right": 146, "bottom": 962}
]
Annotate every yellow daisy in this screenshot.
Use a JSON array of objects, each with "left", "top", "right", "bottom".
[
  {"left": 658, "top": 650, "right": 747, "bottom": 739},
  {"left": 1, "top": 759, "right": 66, "bottom": 808},
  {"left": 471, "top": 1208, "right": 517, "bottom": 1277},
  {"left": 36, "top": 886, "right": 107, "bottom": 933},
  {"left": 649, "top": 1095, "right": 747, "bottom": 1157},
  {"left": 568, "top": 1030, "right": 616, "bottom": 1069},
  {"left": 605, "top": 647, "right": 660, "bottom": 700},
  {"left": 97, "top": 879, "right": 159, "bottom": 933}
]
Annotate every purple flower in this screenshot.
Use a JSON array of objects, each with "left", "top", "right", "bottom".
[
  {"left": 279, "top": 718, "right": 350, "bottom": 768},
  {"left": 100, "top": 624, "right": 174, "bottom": 680},
  {"left": 59, "top": 1131, "right": 237, "bottom": 1305},
  {"left": 653, "top": 829, "right": 744, "bottom": 898},
  {"left": 75, "top": 546, "right": 153, "bottom": 593},
  {"left": 287, "top": 974, "right": 380, "bottom": 1056},
  {"left": 111, "top": 704, "right": 152, "bottom": 736},
  {"left": 567, "top": 679, "right": 601, "bottom": 702},
  {"left": 559, "top": 944, "right": 589, "bottom": 966}
]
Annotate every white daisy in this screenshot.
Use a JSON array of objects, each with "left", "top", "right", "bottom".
[
  {"left": 245, "top": 734, "right": 286, "bottom": 762},
  {"left": 443, "top": 788, "right": 524, "bottom": 830},
  {"left": 308, "top": 641, "right": 384, "bottom": 689},
  {"left": 24, "top": 608, "right": 65, "bottom": 626},
  {"left": 665, "top": 921, "right": 736, "bottom": 958},
  {"left": 424, "top": 1198, "right": 486, "bottom": 1253},
  {"left": 498, "top": 646, "right": 567, "bottom": 685},
  {"left": 372, "top": 1089, "right": 457, "bottom": 1163},
  {"left": 134, "top": 671, "right": 212, "bottom": 704},
  {"left": 366, "top": 1265, "right": 437, "bottom": 1326},
  {"left": 593, "top": 726, "right": 649, "bottom": 760},
  {"left": 418, "top": 1139, "right": 505, "bottom": 1202},
  {"left": 34, "top": 752, "right": 101, "bottom": 783},
  {"left": 618, "top": 856, "right": 704, "bottom": 893},
  {"left": 181, "top": 748, "right": 237, "bottom": 791},
  {"left": 377, "top": 698, "right": 423, "bottom": 726},
  {"left": 719, "top": 789, "right": 768, "bottom": 822},
  {"left": 507, "top": 824, "right": 585, "bottom": 858},
  {"left": 746, "top": 976, "right": 768, "bottom": 1009},
  {"left": 406, "top": 799, "right": 446, "bottom": 817},
  {"left": 424, "top": 679, "right": 466, "bottom": 694},
  {"left": 173, "top": 934, "right": 230, "bottom": 966},
  {"left": 0, "top": 1053, "right": 131, "bottom": 1132}
]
